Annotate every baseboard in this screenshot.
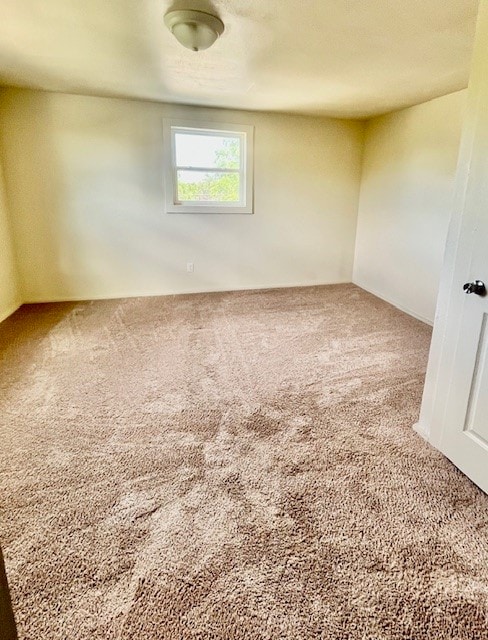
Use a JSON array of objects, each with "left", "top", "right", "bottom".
[
  {"left": 0, "top": 300, "right": 22, "bottom": 324},
  {"left": 352, "top": 281, "right": 434, "bottom": 326},
  {"left": 413, "top": 421, "right": 429, "bottom": 441},
  {"left": 22, "top": 279, "right": 353, "bottom": 304}
]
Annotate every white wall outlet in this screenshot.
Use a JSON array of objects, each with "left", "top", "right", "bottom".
[{"left": 187, "top": 262, "right": 194, "bottom": 273}]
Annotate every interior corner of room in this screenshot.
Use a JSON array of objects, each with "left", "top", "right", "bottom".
[{"left": 0, "top": 150, "right": 21, "bottom": 323}]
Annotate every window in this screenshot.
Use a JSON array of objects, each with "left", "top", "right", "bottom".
[{"left": 163, "top": 120, "right": 254, "bottom": 214}]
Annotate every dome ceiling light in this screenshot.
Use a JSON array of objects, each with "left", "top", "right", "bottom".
[{"left": 164, "top": 10, "right": 225, "bottom": 52}]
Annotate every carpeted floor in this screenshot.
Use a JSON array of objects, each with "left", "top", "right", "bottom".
[{"left": 1, "top": 284, "right": 488, "bottom": 639}]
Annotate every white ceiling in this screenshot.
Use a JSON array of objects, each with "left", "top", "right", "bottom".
[{"left": 0, "top": 0, "right": 480, "bottom": 119}]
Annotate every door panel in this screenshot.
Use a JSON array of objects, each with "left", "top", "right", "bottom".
[
  {"left": 464, "top": 312, "right": 488, "bottom": 446},
  {"left": 441, "top": 289, "right": 488, "bottom": 493}
]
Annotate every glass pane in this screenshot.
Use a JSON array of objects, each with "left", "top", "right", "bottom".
[
  {"left": 174, "top": 132, "right": 241, "bottom": 170},
  {"left": 177, "top": 170, "right": 240, "bottom": 203}
]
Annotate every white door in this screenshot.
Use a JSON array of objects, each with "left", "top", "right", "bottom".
[
  {"left": 429, "top": 0, "right": 488, "bottom": 493},
  {"left": 441, "top": 242, "right": 488, "bottom": 493}
]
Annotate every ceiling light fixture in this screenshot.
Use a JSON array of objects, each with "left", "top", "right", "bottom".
[{"left": 164, "top": 10, "right": 224, "bottom": 52}]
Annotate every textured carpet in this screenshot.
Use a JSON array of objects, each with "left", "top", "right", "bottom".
[{"left": 1, "top": 284, "right": 488, "bottom": 639}]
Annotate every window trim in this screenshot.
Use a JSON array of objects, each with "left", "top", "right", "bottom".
[{"left": 163, "top": 119, "right": 254, "bottom": 214}]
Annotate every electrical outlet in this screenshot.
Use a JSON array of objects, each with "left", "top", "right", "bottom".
[{"left": 187, "top": 262, "right": 194, "bottom": 273}]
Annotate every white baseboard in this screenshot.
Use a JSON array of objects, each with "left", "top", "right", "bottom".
[
  {"left": 352, "top": 281, "right": 434, "bottom": 326},
  {"left": 22, "top": 279, "right": 353, "bottom": 305},
  {"left": 413, "top": 421, "right": 429, "bottom": 441}
]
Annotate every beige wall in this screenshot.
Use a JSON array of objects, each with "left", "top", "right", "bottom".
[
  {"left": 0, "top": 89, "right": 364, "bottom": 303},
  {"left": 0, "top": 158, "right": 20, "bottom": 321},
  {"left": 353, "top": 90, "right": 466, "bottom": 324}
]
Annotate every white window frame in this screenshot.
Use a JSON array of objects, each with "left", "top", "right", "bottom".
[{"left": 163, "top": 119, "right": 254, "bottom": 214}]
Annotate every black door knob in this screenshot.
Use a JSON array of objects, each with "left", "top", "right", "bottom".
[{"left": 463, "top": 280, "right": 487, "bottom": 296}]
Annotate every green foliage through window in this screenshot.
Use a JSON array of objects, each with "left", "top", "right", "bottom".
[{"left": 177, "top": 138, "right": 241, "bottom": 203}]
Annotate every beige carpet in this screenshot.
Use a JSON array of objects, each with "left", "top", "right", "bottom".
[{"left": 1, "top": 284, "right": 487, "bottom": 639}]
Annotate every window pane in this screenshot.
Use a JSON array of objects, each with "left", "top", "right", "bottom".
[
  {"left": 177, "top": 170, "right": 240, "bottom": 203},
  {"left": 174, "top": 132, "right": 241, "bottom": 170}
]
